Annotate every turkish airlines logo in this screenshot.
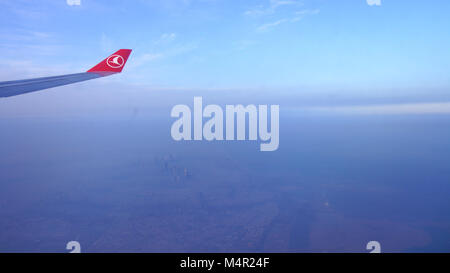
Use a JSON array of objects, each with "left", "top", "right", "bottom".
[{"left": 106, "top": 55, "right": 125, "bottom": 69}]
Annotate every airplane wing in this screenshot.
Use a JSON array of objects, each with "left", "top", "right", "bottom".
[{"left": 0, "top": 49, "right": 132, "bottom": 98}]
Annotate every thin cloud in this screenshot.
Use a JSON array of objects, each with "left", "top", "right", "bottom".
[
  {"left": 291, "top": 9, "right": 320, "bottom": 22},
  {"left": 130, "top": 43, "right": 197, "bottom": 69},
  {"left": 308, "top": 102, "right": 450, "bottom": 115},
  {"left": 0, "top": 30, "right": 51, "bottom": 42},
  {"left": 295, "top": 9, "right": 320, "bottom": 16},
  {"left": 66, "top": 0, "right": 81, "bottom": 6},
  {"left": 271, "top": 0, "right": 298, "bottom": 8},
  {"left": 367, "top": 0, "right": 381, "bottom": 6},
  {"left": 234, "top": 40, "right": 258, "bottom": 51},
  {"left": 247, "top": 1, "right": 318, "bottom": 32},
  {"left": 257, "top": 19, "right": 288, "bottom": 32},
  {"left": 128, "top": 53, "right": 164, "bottom": 69},
  {"left": 244, "top": 5, "right": 271, "bottom": 17},
  {"left": 256, "top": 9, "right": 320, "bottom": 31},
  {"left": 244, "top": 0, "right": 301, "bottom": 17},
  {"left": 155, "top": 33, "right": 177, "bottom": 44}
]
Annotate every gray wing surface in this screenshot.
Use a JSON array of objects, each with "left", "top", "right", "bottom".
[
  {"left": 0, "top": 72, "right": 104, "bottom": 98},
  {"left": 0, "top": 49, "right": 132, "bottom": 98}
]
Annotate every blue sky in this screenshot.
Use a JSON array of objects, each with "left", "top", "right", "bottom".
[
  {"left": 1, "top": 0, "right": 450, "bottom": 90},
  {"left": 2, "top": 0, "right": 450, "bottom": 118}
]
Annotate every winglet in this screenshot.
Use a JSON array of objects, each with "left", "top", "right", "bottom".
[{"left": 87, "top": 49, "right": 132, "bottom": 74}]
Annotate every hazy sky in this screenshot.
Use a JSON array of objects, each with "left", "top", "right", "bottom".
[
  {"left": 1, "top": 0, "right": 450, "bottom": 118},
  {"left": 1, "top": 0, "right": 450, "bottom": 89}
]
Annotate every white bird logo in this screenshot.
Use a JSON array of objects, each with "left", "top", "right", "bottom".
[{"left": 106, "top": 55, "right": 125, "bottom": 69}]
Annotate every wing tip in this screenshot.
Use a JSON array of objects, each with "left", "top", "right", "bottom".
[{"left": 87, "top": 49, "right": 132, "bottom": 73}]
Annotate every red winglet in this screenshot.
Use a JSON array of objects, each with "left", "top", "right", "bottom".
[{"left": 87, "top": 49, "right": 132, "bottom": 73}]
